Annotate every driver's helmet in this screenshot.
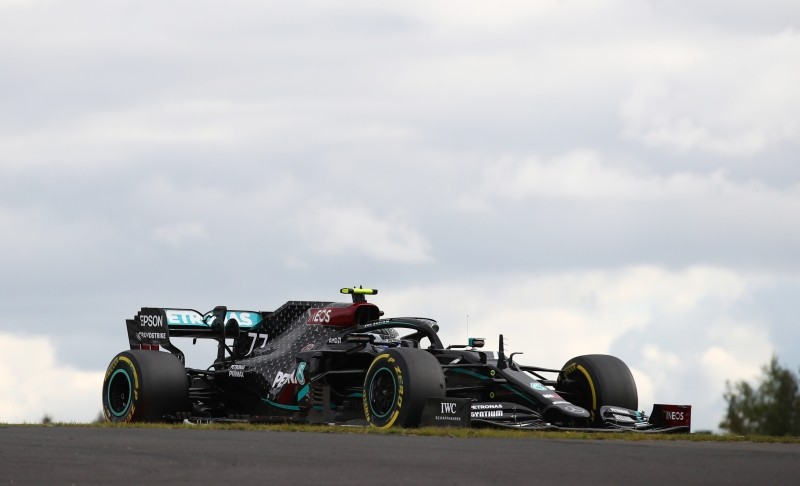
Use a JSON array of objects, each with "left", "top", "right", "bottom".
[{"left": 370, "top": 328, "right": 400, "bottom": 347}]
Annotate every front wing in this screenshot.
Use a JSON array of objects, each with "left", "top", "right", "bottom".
[{"left": 421, "top": 399, "right": 692, "bottom": 433}]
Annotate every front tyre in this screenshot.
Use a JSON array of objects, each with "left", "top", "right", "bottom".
[
  {"left": 363, "top": 348, "right": 445, "bottom": 428},
  {"left": 102, "top": 350, "right": 189, "bottom": 423},
  {"left": 557, "top": 354, "right": 638, "bottom": 425}
]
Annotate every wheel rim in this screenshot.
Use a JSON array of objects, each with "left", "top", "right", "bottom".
[
  {"left": 107, "top": 369, "right": 132, "bottom": 417},
  {"left": 368, "top": 367, "right": 397, "bottom": 418}
]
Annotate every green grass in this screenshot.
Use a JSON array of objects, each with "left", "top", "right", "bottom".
[{"left": 4, "top": 421, "right": 799, "bottom": 443}]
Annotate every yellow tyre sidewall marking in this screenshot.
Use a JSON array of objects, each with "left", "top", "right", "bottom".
[
  {"left": 573, "top": 364, "right": 596, "bottom": 421},
  {"left": 104, "top": 355, "right": 139, "bottom": 422},
  {"left": 363, "top": 353, "right": 403, "bottom": 429}
]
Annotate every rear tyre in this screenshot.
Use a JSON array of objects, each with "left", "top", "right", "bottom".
[
  {"left": 363, "top": 348, "right": 445, "bottom": 428},
  {"left": 102, "top": 350, "right": 189, "bottom": 423},
  {"left": 557, "top": 354, "right": 638, "bottom": 425}
]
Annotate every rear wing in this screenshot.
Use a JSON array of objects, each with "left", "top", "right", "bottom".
[{"left": 126, "top": 306, "right": 266, "bottom": 362}]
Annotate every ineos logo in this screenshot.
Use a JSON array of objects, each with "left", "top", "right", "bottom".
[
  {"left": 310, "top": 309, "right": 332, "bottom": 324},
  {"left": 664, "top": 411, "right": 685, "bottom": 421}
]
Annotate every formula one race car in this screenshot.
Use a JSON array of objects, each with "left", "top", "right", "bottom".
[{"left": 102, "top": 287, "right": 691, "bottom": 432}]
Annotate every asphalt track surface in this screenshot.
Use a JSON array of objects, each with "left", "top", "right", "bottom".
[{"left": 1, "top": 426, "right": 798, "bottom": 485}]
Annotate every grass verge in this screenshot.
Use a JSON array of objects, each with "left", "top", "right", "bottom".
[{"left": 3, "top": 421, "right": 799, "bottom": 443}]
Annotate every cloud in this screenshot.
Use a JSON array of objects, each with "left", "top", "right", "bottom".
[
  {"left": 630, "top": 318, "right": 773, "bottom": 432},
  {"left": 295, "top": 204, "right": 433, "bottom": 263},
  {"left": 621, "top": 30, "right": 800, "bottom": 157},
  {"left": 473, "top": 149, "right": 800, "bottom": 203},
  {"left": 450, "top": 149, "right": 800, "bottom": 273},
  {"left": 474, "top": 150, "right": 651, "bottom": 201},
  {"left": 0, "top": 333, "right": 103, "bottom": 423},
  {"left": 0, "top": 204, "right": 114, "bottom": 268},
  {"left": 0, "top": 206, "right": 46, "bottom": 262},
  {"left": 399, "top": 0, "right": 594, "bottom": 33},
  {"left": 152, "top": 222, "right": 208, "bottom": 248}
]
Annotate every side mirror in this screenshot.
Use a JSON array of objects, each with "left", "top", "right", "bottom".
[
  {"left": 468, "top": 338, "right": 485, "bottom": 349},
  {"left": 447, "top": 337, "right": 485, "bottom": 349}
]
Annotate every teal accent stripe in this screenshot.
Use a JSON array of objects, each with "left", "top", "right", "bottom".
[
  {"left": 501, "top": 384, "right": 538, "bottom": 405},
  {"left": 449, "top": 367, "right": 490, "bottom": 380},
  {"left": 296, "top": 385, "right": 309, "bottom": 401},
  {"left": 450, "top": 368, "right": 537, "bottom": 405},
  {"left": 261, "top": 398, "right": 301, "bottom": 411},
  {"left": 311, "top": 404, "right": 337, "bottom": 410},
  {"left": 107, "top": 369, "right": 132, "bottom": 417}
]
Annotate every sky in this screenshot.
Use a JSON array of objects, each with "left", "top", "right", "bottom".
[{"left": 1, "top": 0, "right": 799, "bottom": 431}]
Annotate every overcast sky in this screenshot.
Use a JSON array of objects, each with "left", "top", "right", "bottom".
[{"left": 2, "top": 0, "right": 799, "bottom": 431}]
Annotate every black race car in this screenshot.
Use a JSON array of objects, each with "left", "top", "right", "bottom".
[{"left": 102, "top": 287, "right": 690, "bottom": 432}]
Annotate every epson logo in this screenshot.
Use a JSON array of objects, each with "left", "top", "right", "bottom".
[{"left": 140, "top": 315, "right": 163, "bottom": 328}]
